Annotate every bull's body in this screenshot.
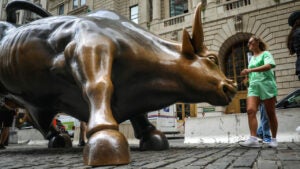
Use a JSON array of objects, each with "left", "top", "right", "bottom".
[{"left": 0, "top": 2, "right": 236, "bottom": 166}]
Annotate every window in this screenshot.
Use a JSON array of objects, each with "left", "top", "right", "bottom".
[
  {"left": 225, "top": 41, "right": 250, "bottom": 92},
  {"left": 240, "top": 99, "right": 247, "bottom": 113},
  {"left": 58, "top": 4, "right": 64, "bottom": 15},
  {"left": 224, "top": 39, "right": 251, "bottom": 114},
  {"left": 81, "top": 0, "right": 86, "bottom": 6},
  {"left": 170, "top": 0, "right": 188, "bottom": 17},
  {"left": 130, "top": 5, "right": 138, "bottom": 24},
  {"left": 176, "top": 103, "right": 197, "bottom": 120},
  {"left": 16, "top": 11, "right": 20, "bottom": 24},
  {"left": 73, "top": 0, "right": 78, "bottom": 9}
]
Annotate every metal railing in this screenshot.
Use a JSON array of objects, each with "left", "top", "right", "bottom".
[
  {"left": 223, "top": 0, "right": 251, "bottom": 11},
  {"left": 164, "top": 15, "right": 185, "bottom": 27}
]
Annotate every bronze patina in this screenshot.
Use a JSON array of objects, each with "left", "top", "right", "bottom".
[{"left": 0, "top": 1, "right": 237, "bottom": 166}]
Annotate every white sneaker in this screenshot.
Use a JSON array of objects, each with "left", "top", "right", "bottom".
[
  {"left": 268, "top": 138, "right": 278, "bottom": 148},
  {"left": 239, "top": 136, "right": 261, "bottom": 148},
  {"left": 262, "top": 138, "right": 271, "bottom": 144},
  {"left": 257, "top": 137, "right": 263, "bottom": 143}
]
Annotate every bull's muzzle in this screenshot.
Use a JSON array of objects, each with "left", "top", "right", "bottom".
[{"left": 221, "top": 79, "right": 237, "bottom": 103}]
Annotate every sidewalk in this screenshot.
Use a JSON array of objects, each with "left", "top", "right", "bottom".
[{"left": 0, "top": 139, "right": 299, "bottom": 168}]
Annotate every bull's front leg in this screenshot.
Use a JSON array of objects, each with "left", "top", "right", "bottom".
[{"left": 65, "top": 41, "right": 130, "bottom": 166}]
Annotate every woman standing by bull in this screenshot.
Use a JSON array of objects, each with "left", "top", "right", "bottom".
[{"left": 239, "top": 35, "right": 278, "bottom": 148}]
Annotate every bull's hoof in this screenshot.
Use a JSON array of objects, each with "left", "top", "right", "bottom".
[
  {"left": 83, "top": 129, "right": 130, "bottom": 166},
  {"left": 140, "top": 129, "right": 169, "bottom": 151},
  {"left": 48, "top": 134, "right": 72, "bottom": 148}
]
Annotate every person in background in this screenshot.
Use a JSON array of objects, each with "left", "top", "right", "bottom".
[
  {"left": 239, "top": 35, "right": 278, "bottom": 148},
  {"left": 0, "top": 98, "right": 16, "bottom": 149},
  {"left": 256, "top": 104, "right": 271, "bottom": 144},
  {"left": 287, "top": 10, "right": 300, "bottom": 80}
]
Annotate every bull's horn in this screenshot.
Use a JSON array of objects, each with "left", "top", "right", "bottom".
[{"left": 191, "top": 3, "right": 206, "bottom": 54}]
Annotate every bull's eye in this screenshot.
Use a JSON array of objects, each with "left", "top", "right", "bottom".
[{"left": 207, "top": 55, "right": 219, "bottom": 65}]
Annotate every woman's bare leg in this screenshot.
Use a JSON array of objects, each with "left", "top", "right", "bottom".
[
  {"left": 263, "top": 97, "right": 277, "bottom": 138},
  {"left": 246, "top": 96, "right": 260, "bottom": 137}
]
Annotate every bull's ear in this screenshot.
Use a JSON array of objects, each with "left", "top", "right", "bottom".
[{"left": 181, "top": 29, "right": 195, "bottom": 59}]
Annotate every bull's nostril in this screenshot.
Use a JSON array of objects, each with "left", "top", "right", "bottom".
[
  {"left": 221, "top": 80, "right": 237, "bottom": 101},
  {"left": 223, "top": 85, "right": 228, "bottom": 94},
  {"left": 221, "top": 82, "right": 237, "bottom": 100}
]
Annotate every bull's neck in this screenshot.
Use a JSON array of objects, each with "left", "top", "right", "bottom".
[
  {"left": 112, "top": 39, "right": 185, "bottom": 119},
  {"left": 140, "top": 39, "right": 183, "bottom": 100},
  {"left": 146, "top": 38, "right": 181, "bottom": 65}
]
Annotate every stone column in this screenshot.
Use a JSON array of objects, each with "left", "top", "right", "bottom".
[
  {"left": 189, "top": 0, "right": 194, "bottom": 12},
  {"left": 0, "top": 1, "right": 5, "bottom": 20},
  {"left": 139, "top": 0, "right": 150, "bottom": 28},
  {"left": 86, "top": 0, "right": 94, "bottom": 11},
  {"left": 192, "top": 0, "right": 201, "bottom": 8},
  {"left": 64, "top": 0, "right": 70, "bottom": 14},
  {"left": 152, "top": 0, "right": 161, "bottom": 21}
]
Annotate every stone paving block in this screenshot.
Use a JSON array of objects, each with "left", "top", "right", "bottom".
[
  {"left": 277, "top": 143, "right": 289, "bottom": 150},
  {"left": 256, "top": 159, "right": 279, "bottom": 169},
  {"left": 232, "top": 156, "right": 257, "bottom": 167},
  {"left": 286, "top": 142, "right": 300, "bottom": 150},
  {"left": 193, "top": 149, "right": 220, "bottom": 158},
  {"left": 231, "top": 149, "right": 259, "bottom": 168},
  {"left": 205, "top": 163, "right": 230, "bottom": 169},
  {"left": 140, "top": 161, "right": 170, "bottom": 168},
  {"left": 243, "top": 149, "right": 261, "bottom": 156},
  {"left": 212, "top": 156, "right": 236, "bottom": 164},
  {"left": 277, "top": 150, "right": 300, "bottom": 161},
  {"left": 130, "top": 160, "right": 149, "bottom": 166},
  {"left": 111, "top": 165, "right": 131, "bottom": 169},
  {"left": 178, "top": 166, "right": 203, "bottom": 169},
  {"left": 164, "top": 157, "right": 198, "bottom": 168},
  {"left": 190, "top": 157, "right": 213, "bottom": 166},
  {"left": 259, "top": 149, "right": 277, "bottom": 160},
  {"left": 281, "top": 161, "right": 300, "bottom": 169},
  {"left": 93, "top": 165, "right": 112, "bottom": 169},
  {"left": 227, "top": 148, "right": 247, "bottom": 157}
]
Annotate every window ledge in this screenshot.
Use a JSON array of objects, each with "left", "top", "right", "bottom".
[{"left": 68, "top": 5, "right": 88, "bottom": 15}]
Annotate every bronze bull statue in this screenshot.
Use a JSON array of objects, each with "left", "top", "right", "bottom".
[{"left": 0, "top": 1, "right": 237, "bottom": 166}]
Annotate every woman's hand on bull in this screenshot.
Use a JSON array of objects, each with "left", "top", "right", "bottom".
[{"left": 241, "top": 68, "right": 252, "bottom": 75}]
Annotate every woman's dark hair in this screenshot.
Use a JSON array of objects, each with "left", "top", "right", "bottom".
[
  {"left": 251, "top": 35, "right": 267, "bottom": 51},
  {"left": 287, "top": 19, "right": 300, "bottom": 55}
]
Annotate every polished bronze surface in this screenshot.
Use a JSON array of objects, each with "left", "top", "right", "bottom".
[{"left": 0, "top": 1, "right": 236, "bottom": 166}]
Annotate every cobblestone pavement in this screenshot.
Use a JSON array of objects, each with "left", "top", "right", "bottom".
[{"left": 0, "top": 140, "right": 300, "bottom": 169}]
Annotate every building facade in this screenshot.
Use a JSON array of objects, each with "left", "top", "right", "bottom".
[{"left": 1, "top": 0, "right": 300, "bottom": 118}]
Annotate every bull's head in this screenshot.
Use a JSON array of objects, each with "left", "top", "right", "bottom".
[{"left": 179, "top": 3, "right": 237, "bottom": 105}]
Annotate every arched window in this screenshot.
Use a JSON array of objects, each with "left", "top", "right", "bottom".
[
  {"left": 225, "top": 41, "right": 250, "bottom": 91},
  {"left": 224, "top": 40, "right": 250, "bottom": 113}
]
